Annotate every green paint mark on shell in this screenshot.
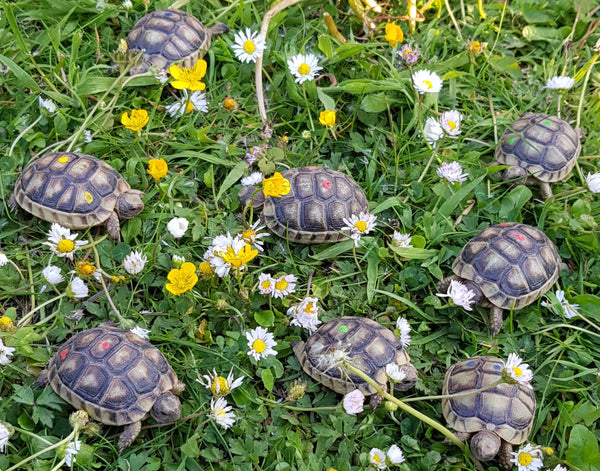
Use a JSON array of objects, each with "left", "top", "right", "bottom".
[
  {"left": 544, "top": 120, "right": 552, "bottom": 126},
  {"left": 339, "top": 325, "right": 348, "bottom": 333},
  {"left": 508, "top": 137, "right": 516, "bottom": 144}
]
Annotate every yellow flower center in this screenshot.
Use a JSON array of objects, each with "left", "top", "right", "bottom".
[
  {"left": 298, "top": 63, "right": 310, "bottom": 75},
  {"left": 403, "top": 48, "right": 413, "bottom": 58},
  {"left": 303, "top": 302, "right": 315, "bottom": 314},
  {"left": 215, "top": 408, "right": 226, "bottom": 417},
  {"left": 77, "top": 262, "right": 95, "bottom": 275},
  {"left": 210, "top": 377, "right": 230, "bottom": 395},
  {"left": 198, "top": 261, "right": 213, "bottom": 274},
  {"left": 424, "top": 80, "right": 433, "bottom": 89},
  {"left": 518, "top": 452, "right": 533, "bottom": 466},
  {"left": 244, "top": 40, "right": 256, "bottom": 54},
  {"left": 57, "top": 239, "right": 75, "bottom": 253},
  {"left": 261, "top": 280, "right": 272, "bottom": 290},
  {"left": 512, "top": 366, "right": 523, "bottom": 376},
  {"left": 275, "top": 279, "right": 288, "bottom": 291},
  {"left": 447, "top": 120, "right": 456, "bottom": 131},
  {"left": 223, "top": 97, "right": 237, "bottom": 110},
  {"left": 242, "top": 229, "right": 256, "bottom": 243},
  {"left": 253, "top": 339, "right": 266, "bottom": 353},
  {"left": 0, "top": 317, "right": 13, "bottom": 328},
  {"left": 354, "top": 221, "right": 368, "bottom": 232},
  {"left": 185, "top": 101, "right": 194, "bottom": 113},
  {"left": 372, "top": 455, "right": 382, "bottom": 463}
]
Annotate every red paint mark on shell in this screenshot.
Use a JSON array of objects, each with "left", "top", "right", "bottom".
[
  {"left": 60, "top": 349, "right": 69, "bottom": 360},
  {"left": 102, "top": 342, "right": 110, "bottom": 349},
  {"left": 513, "top": 234, "right": 526, "bottom": 241},
  {"left": 499, "top": 222, "right": 511, "bottom": 226},
  {"left": 322, "top": 180, "right": 332, "bottom": 189},
  {"left": 307, "top": 166, "right": 317, "bottom": 170}
]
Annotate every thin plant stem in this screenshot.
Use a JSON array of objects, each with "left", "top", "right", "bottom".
[
  {"left": 401, "top": 378, "right": 505, "bottom": 402},
  {"left": 18, "top": 292, "right": 67, "bottom": 327},
  {"left": 8, "top": 116, "right": 42, "bottom": 157},
  {"left": 6, "top": 429, "right": 76, "bottom": 471},
  {"left": 443, "top": 0, "right": 463, "bottom": 42},
  {"left": 418, "top": 145, "right": 440, "bottom": 183}
]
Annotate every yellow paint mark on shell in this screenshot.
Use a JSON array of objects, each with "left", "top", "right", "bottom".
[
  {"left": 84, "top": 192, "right": 94, "bottom": 204},
  {"left": 58, "top": 156, "right": 69, "bottom": 163}
]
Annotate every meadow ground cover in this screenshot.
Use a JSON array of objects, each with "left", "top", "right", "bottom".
[{"left": 0, "top": 0, "right": 599, "bottom": 470}]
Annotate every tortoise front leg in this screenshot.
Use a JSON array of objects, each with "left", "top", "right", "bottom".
[
  {"left": 106, "top": 212, "right": 122, "bottom": 242},
  {"left": 498, "top": 440, "right": 513, "bottom": 470},
  {"left": 489, "top": 305, "right": 504, "bottom": 337},
  {"left": 118, "top": 420, "right": 142, "bottom": 453}
]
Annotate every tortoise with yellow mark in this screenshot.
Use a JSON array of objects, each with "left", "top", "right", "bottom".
[
  {"left": 12, "top": 152, "right": 144, "bottom": 241},
  {"left": 37, "top": 323, "right": 185, "bottom": 453}
]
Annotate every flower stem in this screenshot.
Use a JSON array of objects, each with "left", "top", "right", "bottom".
[
  {"left": 18, "top": 292, "right": 67, "bottom": 327},
  {"left": 400, "top": 378, "right": 505, "bottom": 402},
  {"left": 5, "top": 429, "right": 75, "bottom": 471}
]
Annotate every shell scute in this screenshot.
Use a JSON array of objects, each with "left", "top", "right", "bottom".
[
  {"left": 106, "top": 344, "right": 143, "bottom": 373},
  {"left": 70, "top": 364, "right": 111, "bottom": 402}
]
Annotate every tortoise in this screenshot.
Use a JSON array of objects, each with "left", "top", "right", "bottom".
[
  {"left": 438, "top": 222, "right": 561, "bottom": 336},
  {"left": 239, "top": 166, "right": 369, "bottom": 244},
  {"left": 126, "top": 9, "right": 229, "bottom": 75},
  {"left": 292, "top": 317, "right": 418, "bottom": 407},
  {"left": 442, "top": 356, "right": 536, "bottom": 470},
  {"left": 494, "top": 112, "right": 581, "bottom": 200},
  {"left": 37, "top": 323, "right": 185, "bottom": 453},
  {"left": 11, "top": 152, "right": 144, "bottom": 241}
]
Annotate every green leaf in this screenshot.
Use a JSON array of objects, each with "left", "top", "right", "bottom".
[
  {"left": 390, "top": 246, "right": 438, "bottom": 260},
  {"left": 215, "top": 160, "right": 249, "bottom": 204},
  {"left": 112, "top": 242, "right": 132, "bottom": 262},
  {"left": 438, "top": 174, "right": 486, "bottom": 218},
  {"left": 32, "top": 405, "right": 55, "bottom": 427},
  {"left": 360, "top": 93, "right": 389, "bottom": 113},
  {"left": 254, "top": 310, "right": 274, "bottom": 327},
  {"left": 181, "top": 434, "right": 201, "bottom": 458},
  {"left": 522, "top": 25, "right": 571, "bottom": 42},
  {"left": 260, "top": 368, "right": 274, "bottom": 392},
  {"left": 565, "top": 424, "right": 600, "bottom": 471},
  {"left": 13, "top": 384, "right": 35, "bottom": 405},
  {"left": 372, "top": 196, "right": 406, "bottom": 214},
  {"left": 498, "top": 185, "right": 532, "bottom": 221},
  {"left": 318, "top": 34, "right": 334, "bottom": 59},
  {"left": 36, "top": 386, "right": 65, "bottom": 410},
  {"left": 366, "top": 251, "right": 379, "bottom": 303},
  {"left": 317, "top": 87, "right": 336, "bottom": 111},
  {"left": 311, "top": 239, "right": 355, "bottom": 260},
  {"left": 169, "top": 152, "right": 237, "bottom": 168}
]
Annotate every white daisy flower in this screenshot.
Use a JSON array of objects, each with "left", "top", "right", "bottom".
[
  {"left": 436, "top": 279, "right": 476, "bottom": 311},
  {"left": 412, "top": 69, "right": 443, "bottom": 94},
  {"left": 197, "top": 367, "right": 244, "bottom": 397},
  {"left": 436, "top": 161, "right": 469, "bottom": 184},
  {"left": 241, "top": 172, "right": 264, "bottom": 187},
  {"left": 167, "top": 217, "right": 189, "bottom": 238},
  {"left": 544, "top": 75, "right": 575, "bottom": 90},
  {"left": 67, "top": 277, "right": 89, "bottom": 299},
  {"left": 509, "top": 443, "right": 544, "bottom": 471},
  {"left": 395, "top": 317, "right": 411, "bottom": 348},
  {"left": 503, "top": 353, "right": 534, "bottom": 386},
  {"left": 43, "top": 223, "right": 88, "bottom": 260},
  {"left": 38, "top": 96, "right": 57, "bottom": 115},
  {"left": 83, "top": 129, "right": 93, "bottom": 143},
  {"left": 342, "top": 389, "right": 364, "bottom": 415},
  {"left": 232, "top": 28, "right": 267, "bottom": 63},
  {"left": 271, "top": 274, "right": 297, "bottom": 299},
  {"left": 551, "top": 465, "right": 569, "bottom": 471},
  {"left": 210, "top": 397, "right": 236, "bottom": 429},
  {"left": 122, "top": 0, "right": 132, "bottom": 9},
  {"left": 0, "top": 253, "right": 8, "bottom": 268},
  {"left": 423, "top": 116, "right": 444, "bottom": 146},
  {"left": 245, "top": 326, "right": 277, "bottom": 361},
  {"left": 42, "top": 265, "right": 65, "bottom": 286},
  {"left": 0, "top": 423, "right": 9, "bottom": 452},
  {"left": 341, "top": 212, "right": 378, "bottom": 247},
  {"left": 0, "top": 339, "right": 16, "bottom": 366},
  {"left": 369, "top": 447, "right": 387, "bottom": 470},
  {"left": 287, "top": 53, "right": 323, "bottom": 84},
  {"left": 165, "top": 91, "right": 209, "bottom": 118},
  {"left": 64, "top": 439, "right": 82, "bottom": 467},
  {"left": 239, "top": 220, "right": 269, "bottom": 252},
  {"left": 385, "top": 363, "right": 407, "bottom": 382},
  {"left": 387, "top": 444, "right": 405, "bottom": 465},
  {"left": 391, "top": 232, "right": 413, "bottom": 248},
  {"left": 541, "top": 290, "right": 580, "bottom": 319},
  {"left": 440, "top": 110, "right": 462, "bottom": 137},
  {"left": 257, "top": 273, "right": 275, "bottom": 295},
  {"left": 208, "top": 234, "right": 257, "bottom": 278},
  {"left": 585, "top": 172, "right": 600, "bottom": 193},
  {"left": 129, "top": 325, "right": 150, "bottom": 340},
  {"left": 123, "top": 250, "right": 148, "bottom": 275},
  {"left": 288, "top": 297, "right": 321, "bottom": 333}
]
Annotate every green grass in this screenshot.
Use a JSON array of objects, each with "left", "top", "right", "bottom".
[{"left": 0, "top": 0, "right": 599, "bottom": 470}]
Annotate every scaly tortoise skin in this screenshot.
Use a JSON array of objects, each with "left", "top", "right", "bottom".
[
  {"left": 439, "top": 222, "right": 561, "bottom": 336},
  {"left": 37, "top": 323, "right": 185, "bottom": 453},
  {"left": 293, "top": 317, "right": 418, "bottom": 406},
  {"left": 242, "top": 167, "right": 369, "bottom": 244},
  {"left": 494, "top": 113, "right": 581, "bottom": 200},
  {"left": 442, "top": 356, "right": 536, "bottom": 470},
  {"left": 126, "top": 9, "right": 229, "bottom": 75},
  {"left": 12, "top": 152, "right": 144, "bottom": 241}
]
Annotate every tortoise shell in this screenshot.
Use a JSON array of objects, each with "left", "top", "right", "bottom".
[
  {"left": 262, "top": 167, "right": 369, "bottom": 244},
  {"left": 43, "top": 324, "right": 181, "bottom": 426},
  {"left": 126, "top": 9, "right": 228, "bottom": 75},
  {"left": 453, "top": 222, "right": 561, "bottom": 310},
  {"left": 442, "top": 356, "right": 536, "bottom": 444},
  {"left": 12, "top": 152, "right": 138, "bottom": 232},
  {"left": 495, "top": 113, "right": 580, "bottom": 183},
  {"left": 293, "top": 317, "right": 417, "bottom": 396}
]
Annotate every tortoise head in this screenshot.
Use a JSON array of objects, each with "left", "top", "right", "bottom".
[
  {"left": 238, "top": 186, "right": 266, "bottom": 210},
  {"left": 150, "top": 391, "right": 181, "bottom": 424},
  {"left": 469, "top": 430, "right": 501, "bottom": 462},
  {"left": 501, "top": 165, "right": 528, "bottom": 182},
  {"left": 394, "top": 362, "right": 418, "bottom": 391},
  {"left": 116, "top": 189, "right": 145, "bottom": 219}
]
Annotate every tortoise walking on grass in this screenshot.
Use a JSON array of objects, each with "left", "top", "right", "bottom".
[
  {"left": 442, "top": 356, "right": 536, "bottom": 470},
  {"left": 293, "top": 317, "right": 418, "bottom": 407},
  {"left": 11, "top": 152, "right": 144, "bottom": 241},
  {"left": 37, "top": 324, "right": 185, "bottom": 453},
  {"left": 126, "top": 9, "right": 229, "bottom": 75},
  {"left": 239, "top": 167, "right": 369, "bottom": 244},
  {"left": 494, "top": 113, "right": 581, "bottom": 200},
  {"left": 439, "top": 222, "right": 562, "bottom": 336}
]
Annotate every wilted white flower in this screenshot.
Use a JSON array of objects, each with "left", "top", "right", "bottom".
[
  {"left": 440, "top": 110, "right": 462, "bottom": 137},
  {"left": 287, "top": 53, "right": 323, "bottom": 84},
  {"left": 210, "top": 397, "right": 236, "bottom": 429},
  {"left": 123, "top": 250, "right": 148, "bottom": 275},
  {"left": 241, "top": 172, "right": 264, "bottom": 186},
  {"left": 42, "top": 265, "right": 64, "bottom": 285},
  {"left": 165, "top": 91, "right": 208, "bottom": 118},
  {"left": 391, "top": 232, "right": 413, "bottom": 248},
  {"left": 423, "top": 116, "right": 444, "bottom": 146},
  {"left": 369, "top": 447, "right": 388, "bottom": 469},
  {"left": 246, "top": 326, "right": 277, "bottom": 361},
  {"left": 67, "top": 277, "right": 89, "bottom": 299},
  {"left": 288, "top": 297, "right": 321, "bottom": 333},
  {"left": 83, "top": 129, "right": 92, "bottom": 143},
  {"left": 412, "top": 69, "right": 443, "bottom": 94},
  {"left": 271, "top": 274, "right": 297, "bottom": 299},
  {"left": 544, "top": 76, "right": 575, "bottom": 90},
  {"left": 437, "top": 161, "right": 468, "bottom": 184},
  {"left": 385, "top": 363, "right": 406, "bottom": 382},
  {"left": 503, "top": 353, "right": 534, "bottom": 386},
  {"left": 167, "top": 217, "right": 189, "bottom": 238},
  {"left": 232, "top": 28, "right": 267, "bottom": 63},
  {"left": 43, "top": 223, "right": 88, "bottom": 260},
  {"left": 387, "top": 444, "right": 405, "bottom": 465},
  {"left": 239, "top": 220, "right": 269, "bottom": 252},
  {"left": 436, "top": 279, "right": 476, "bottom": 310},
  {"left": 0, "top": 423, "right": 9, "bottom": 452},
  {"left": 64, "top": 439, "right": 82, "bottom": 467},
  {"left": 541, "top": 290, "right": 580, "bottom": 319},
  {"left": 395, "top": 317, "right": 411, "bottom": 348},
  {"left": 130, "top": 325, "right": 150, "bottom": 340},
  {"left": 342, "top": 389, "right": 364, "bottom": 415},
  {"left": 0, "top": 339, "right": 16, "bottom": 366},
  {"left": 342, "top": 212, "right": 378, "bottom": 247},
  {"left": 38, "top": 96, "right": 57, "bottom": 115},
  {"left": 197, "top": 367, "right": 244, "bottom": 397},
  {"left": 509, "top": 443, "right": 544, "bottom": 471},
  {"left": 0, "top": 253, "right": 8, "bottom": 267},
  {"left": 586, "top": 172, "right": 600, "bottom": 193}
]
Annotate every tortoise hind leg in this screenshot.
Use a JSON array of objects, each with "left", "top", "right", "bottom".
[
  {"left": 497, "top": 441, "right": 513, "bottom": 470},
  {"left": 489, "top": 306, "right": 504, "bottom": 337},
  {"left": 117, "top": 420, "right": 142, "bottom": 453}
]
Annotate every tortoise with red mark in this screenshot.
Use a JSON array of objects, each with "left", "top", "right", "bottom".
[
  {"left": 239, "top": 167, "right": 369, "bottom": 244},
  {"left": 438, "top": 222, "right": 562, "bottom": 336},
  {"left": 11, "top": 152, "right": 144, "bottom": 241},
  {"left": 37, "top": 323, "right": 185, "bottom": 453}
]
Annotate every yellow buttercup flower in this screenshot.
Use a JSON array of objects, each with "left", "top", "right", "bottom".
[
  {"left": 147, "top": 158, "right": 168, "bottom": 181},
  {"left": 319, "top": 110, "right": 336, "bottom": 128},
  {"left": 384, "top": 23, "right": 404, "bottom": 48},
  {"left": 169, "top": 60, "right": 207, "bottom": 91},
  {"left": 223, "top": 97, "right": 237, "bottom": 111},
  {"left": 221, "top": 244, "right": 258, "bottom": 269},
  {"left": 121, "top": 109, "right": 149, "bottom": 132},
  {"left": 166, "top": 262, "right": 199, "bottom": 295},
  {"left": 262, "top": 172, "right": 291, "bottom": 198}
]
